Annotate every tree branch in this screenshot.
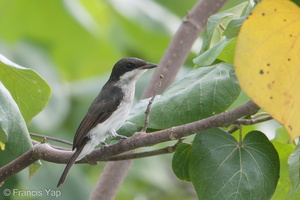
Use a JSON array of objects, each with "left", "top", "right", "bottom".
[
  {"left": 89, "top": 161, "right": 132, "bottom": 200},
  {"left": 0, "top": 147, "right": 38, "bottom": 183},
  {"left": 0, "top": 100, "right": 259, "bottom": 183}
]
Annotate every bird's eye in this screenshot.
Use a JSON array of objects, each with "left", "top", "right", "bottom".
[{"left": 126, "top": 63, "right": 134, "bottom": 69}]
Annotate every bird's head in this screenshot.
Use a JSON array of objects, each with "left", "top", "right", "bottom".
[{"left": 109, "top": 57, "right": 157, "bottom": 83}]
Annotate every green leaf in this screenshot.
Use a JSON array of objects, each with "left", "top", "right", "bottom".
[
  {"left": 129, "top": 63, "right": 240, "bottom": 129},
  {"left": 193, "top": 38, "right": 233, "bottom": 66},
  {"left": 190, "top": 129, "right": 280, "bottom": 200},
  {"left": 271, "top": 127, "right": 296, "bottom": 200},
  {"left": 200, "top": 2, "right": 249, "bottom": 54},
  {"left": 172, "top": 143, "right": 192, "bottom": 182},
  {"left": 0, "top": 82, "right": 32, "bottom": 156},
  {"left": 217, "top": 38, "right": 237, "bottom": 64},
  {"left": 0, "top": 54, "right": 51, "bottom": 123},
  {"left": 223, "top": 1, "right": 255, "bottom": 39},
  {"left": 223, "top": 16, "right": 246, "bottom": 39},
  {"left": 288, "top": 140, "right": 300, "bottom": 198}
]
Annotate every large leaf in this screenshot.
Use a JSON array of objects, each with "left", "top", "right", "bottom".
[
  {"left": 0, "top": 82, "right": 42, "bottom": 177},
  {"left": 0, "top": 82, "right": 32, "bottom": 156},
  {"left": 234, "top": 0, "right": 300, "bottom": 140},
  {"left": 0, "top": 54, "right": 51, "bottom": 123},
  {"left": 190, "top": 129, "right": 280, "bottom": 200},
  {"left": 129, "top": 63, "right": 240, "bottom": 129}
]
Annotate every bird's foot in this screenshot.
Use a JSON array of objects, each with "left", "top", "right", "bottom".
[
  {"left": 113, "top": 134, "right": 128, "bottom": 141},
  {"left": 101, "top": 141, "right": 109, "bottom": 147}
]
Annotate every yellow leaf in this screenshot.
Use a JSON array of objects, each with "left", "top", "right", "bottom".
[
  {"left": 0, "top": 141, "right": 5, "bottom": 150},
  {"left": 234, "top": 0, "right": 300, "bottom": 140}
]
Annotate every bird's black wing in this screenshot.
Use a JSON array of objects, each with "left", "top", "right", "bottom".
[
  {"left": 57, "top": 86, "right": 124, "bottom": 187},
  {"left": 72, "top": 85, "right": 124, "bottom": 150}
]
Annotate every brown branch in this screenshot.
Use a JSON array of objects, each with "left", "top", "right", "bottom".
[
  {"left": 0, "top": 100, "right": 259, "bottom": 183},
  {"left": 60, "top": 101, "right": 260, "bottom": 164},
  {"left": 89, "top": 161, "right": 132, "bottom": 200},
  {"left": 0, "top": 147, "right": 38, "bottom": 183}
]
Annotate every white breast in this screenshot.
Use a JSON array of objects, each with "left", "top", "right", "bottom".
[{"left": 76, "top": 82, "right": 135, "bottom": 161}]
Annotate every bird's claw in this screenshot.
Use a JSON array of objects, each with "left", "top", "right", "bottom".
[{"left": 101, "top": 141, "right": 109, "bottom": 147}]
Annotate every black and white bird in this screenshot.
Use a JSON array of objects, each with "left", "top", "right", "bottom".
[{"left": 57, "top": 57, "right": 157, "bottom": 187}]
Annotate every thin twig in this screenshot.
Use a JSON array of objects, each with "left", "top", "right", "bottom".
[
  {"left": 238, "top": 125, "right": 243, "bottom": 146},
  {"left": 227, "top": 113, "right": 272, "bottom": 134},
  {"left": 226, "top": 125, "right": 239, "bottom": 134},
  {"left": 141, "top": 75, "right": 163, "bottom": 133},
  {"left": 233, "top": 116, "right": 273, "bottom": 125},
  {"left": 30, "top": 133, "right": 72, "bottom": 146},
  {"left": 250, "top": 112, "right": 269, "bottom": 119},
  {"left": 105, "top": 139, "right": 182, "bottom": 161},
  {"left": 32, "top": 139, "right": 71, "bottom": 151}
]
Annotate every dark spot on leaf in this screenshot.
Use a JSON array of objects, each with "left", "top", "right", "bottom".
[
  {"left": 270, "top": 96, "right": 273, "bottom": 100},
  {"left": 289, "top": 125, "right": 293, "bottom": 131},
  {"left": 267, "top": 63, "right": 270, "bottom": 66},
  {"left": 284, "top": 19, "right": 287, "bottom": 22},
  {"left": 268, "top": 81, "right": 275, "bottom": 89},
  {"left": 274, "top": 8, "right": 277, "bottom": 12},
  {"left": 259, "top": 69, "right": 264, "bottom": 75},
  {"left": 262, "top": 13, "right": 265, "bottom": 16},
  {"left": 290, "top": 34, "right": 293, "bottom": 37},
  {"left": 288, "top": 58, "right": 291, "bottom": 62}
]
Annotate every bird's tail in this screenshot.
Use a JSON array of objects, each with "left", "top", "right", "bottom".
[{"left": 57, "top": 138, "right": 88, "bottom": 187}]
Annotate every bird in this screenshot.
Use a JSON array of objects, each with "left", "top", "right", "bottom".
[{"left": 57, "top": 57, "right": 157, "bottom": 187}]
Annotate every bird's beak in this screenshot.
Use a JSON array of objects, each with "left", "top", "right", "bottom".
[{"left": 141, "top": 62, "right": 158, "bottom": 69}]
